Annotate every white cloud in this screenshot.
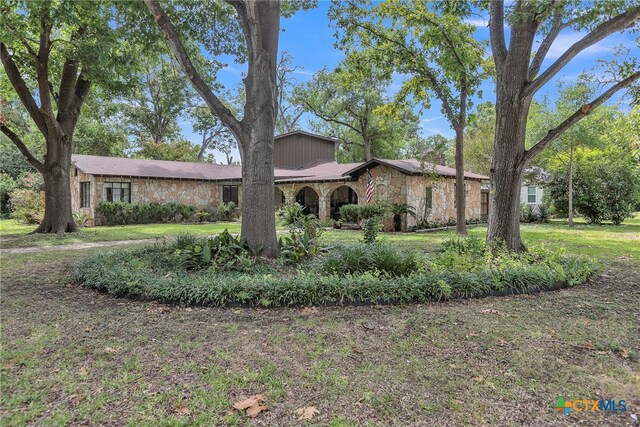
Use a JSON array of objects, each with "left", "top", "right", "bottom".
[
  {"left": 464, "top": 18, "right": 489, "bottom": 27},
  {"left": 421, "top": 116, "right": 444, "bottom": 123},
  {"left": 292, "top": 68, "right": 315, "bottom": 77},
  {"left": 543, "top": 33, "right": 616, "bottom": 60}
]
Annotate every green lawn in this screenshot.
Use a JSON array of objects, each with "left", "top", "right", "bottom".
[
  {"left": 1, "top": 217, "right": 639, "bottom": 425},
  {"left": 0, "top": 220, "right": 242, "bottom": 249}
]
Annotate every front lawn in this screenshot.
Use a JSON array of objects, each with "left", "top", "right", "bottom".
[
  {"left": 1, "top": 241, "right": 638, "bottom": 425},
  {"left": 1, "top": 218, "right": 639, "bottom": 425},
  {"left": 0, "top": 220, "right": 242, "bottom": 249}
]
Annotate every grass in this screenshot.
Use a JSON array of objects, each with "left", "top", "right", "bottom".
[
  {"left": 0, "top": 220, "right": 243, "bottom": 249},
  {"left": 1, "top": 217, "right": 639, "bottom": 425}
]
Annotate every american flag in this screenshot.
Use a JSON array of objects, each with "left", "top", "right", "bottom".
[{"left": 366, "top": 169, "right": 376, "bottom": 203}]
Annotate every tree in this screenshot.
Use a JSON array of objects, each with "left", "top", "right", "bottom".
[
  {"left": 144, "top": 0, "right": 313, "bottom": 256},
  {"left": 190, "top": 104, "right": 237, "bottom": 163},
  {"left": 123, "top": 54, "right": 193, "bottom": 145},
  {"left": 293, "top": 57, "right": 420, "bottom": 162},
  {"left": 486, "top": 1, "right": 640, "bottom": 251},
  {"left": 402, "top": 134, "right": 453, "bottom": 166},
  {"left": 464, "top": 102, "right": 496, "bottom": 176},
  {"left": 1, "top": 1, "right": 133, "bottom": 233},
  {"left": 275, "top": 51, "right": 304, "bottom": 134},
  {"left": 330, "top": 0, "right": 488, "bottom": 235}
]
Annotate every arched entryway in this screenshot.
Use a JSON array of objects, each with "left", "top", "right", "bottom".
[
  {"left": 275, "top": 187, "right": 286, "bottom": 209},
  {"left": 295, "top": 187, "right": 319, "bottom": 215},
  {"left": 330, "top": 185, "right": 358, "bottom": 219}
]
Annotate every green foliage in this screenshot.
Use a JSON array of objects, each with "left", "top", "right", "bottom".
[
  {"left": 537, "top": 203, "right": 551, "bottom": 223},
  {"left": 362, "top": 217, "right": 380, "bottom": 244},
  {"left": 292, "top": 56, "right": 420, "bottom": 162},
  {"left": 320, "top": 243, "right": 419, "bottom": 277},
  {"left": 279, "top": 214, "right": 325, "bottom": 261},
  {"left": 75, "top": 237, "right": 597, "bottom": 307},
  {"left": 338, "top": 203, "right": 389, "bottom": 222},
  {"left": 96, "top": 201, "right": 198, "bottom": 225},
  {"left": 171, "top": 230, "right": 258, "bottom": 271},
  {"left": 279, "top": 203, "right": 306, "bottom": 226},
  {"left": 9, "top": 188, "right": 44, "bottom": 224},
  {"left": 548, "top": 152, "right": 640, "bottom": 225},
  {"left": 72, "top": 212, "right": 92, "bottom": 228},
  {"left": 216, "top": 202, "right": 238, "bottom": 221},
  {"left": 135, "top": 139, "right": 201, "bottom": 162},
  {"left": 520, "top": 203, "right": 539, "bottom": 223},
  {"left": 0, "top": 173, "right": 18, "bottom": 216}
]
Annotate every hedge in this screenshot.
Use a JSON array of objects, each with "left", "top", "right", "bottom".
[{"left": 75, "top": 242, "right": 598, "bottom": 308}]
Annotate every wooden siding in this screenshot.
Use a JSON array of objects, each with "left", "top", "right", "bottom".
[{"left": 274, "top": 133, "right": 336, "bottom": 169}]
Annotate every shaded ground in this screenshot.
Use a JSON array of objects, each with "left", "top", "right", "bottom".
[{"left": 1, "top": 248, "right": 639, "bottom": 426}]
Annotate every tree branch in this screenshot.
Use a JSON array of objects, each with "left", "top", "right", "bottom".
[
  {"left": 526, "top": 6, "right": 640, "bottom": 96},
  {"left": 0, "top": 124, "right": 44, "bottom": 173},
  {"left": 523, "top": 71, "right": 640, "bottom": 164},
  {"left": 144, "top": 0, "right": 243, "bottom": 139},
  {"left": 528, "top": 8, "right": 563, "bottom": 80},
  {"left": 0, "top": 43, "right": 47, "bottom": 135},
  {"left": 489, "top": 1, "right": 507, "bottom": 72}
]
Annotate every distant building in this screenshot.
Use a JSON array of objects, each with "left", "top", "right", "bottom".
[
  {"left": 70, "top": 131, "right": 488, "bottom": 228},
  {"left": 521, "top": 184, "right": 544, "bottom": 208}
]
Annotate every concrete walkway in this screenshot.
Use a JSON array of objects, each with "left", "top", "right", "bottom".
[{"left": 0, "top": 238, "right": 162, "bottom": 254}]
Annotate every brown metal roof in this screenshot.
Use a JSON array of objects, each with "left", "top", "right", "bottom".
[
  {"left": 72, "top": 155, "right": 488, "bottom": 183},
  {"left": 342, "top": 158, "right": 490, "bottom": 180}
]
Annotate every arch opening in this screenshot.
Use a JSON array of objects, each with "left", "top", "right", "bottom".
[
  {"left": 295, "top": 187, "right": 319, "bottom": 216},
  {"left": 329, "top": 185, "right": 358, "bottom": 219}
]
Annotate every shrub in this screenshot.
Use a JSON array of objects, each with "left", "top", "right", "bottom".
[
  {"left": 217, "top": 202, "right": 238, "bottom": 221},
  {"left": 338, "top": 204, "right": 360, "bottom": 223},
  {"left": 319, "top": 243, "right": 419, "bottom": 277},
  {"left": 172, "top": 230, "right": 258, "bottom": 271},
  {"left": 280, "top": 214, "right": 325, "bottom": 261},
  {"left": 537, "top": 203, "right": 551, "bottom": 223},
  {"left": 96, "top": 201, "right": 200, "bottom": 225},
  {"left": 520, "top": 203, "right": 538, "bottom": 223},
  {"left": 9, "top": 188, "right": 44, "bottom": 224},
  {"left": 548, "top": 154, "right": 640, "bottom": 225},
  {"left": 279, "top": 203, "right": 305, "bottom": 225},
  {"left": 363, "top": 217, "right": 380, "bottom": 244},
  {"left": 76, "top": 238, "right": 597, "bottom": 307}
]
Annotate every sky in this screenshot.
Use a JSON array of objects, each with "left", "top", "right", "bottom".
[{"left": 180, "top": 2, "right": 639, "bottom": 163}]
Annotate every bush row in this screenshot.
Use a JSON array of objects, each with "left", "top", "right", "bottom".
[
  {"left": 75, "top": 239, "right": 597, "bottom": 307},
  {"left": 96, "top": 201, "right": 238, "bottom": 225}
]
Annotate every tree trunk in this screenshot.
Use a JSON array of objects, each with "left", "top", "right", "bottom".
[
  {"left": 236, "top": 0, "right": 280, "bottom": 257},
  {"left": 454, "top": 127, "right": 467, "bottom": 235},
  {"left": 487, "top": 95, "right": 530, "bottom": 252},
  {"left": 33, "top": 136, "right": 77, "bottom": 234},
  {"left": 567, "top": 144, "right": 574, "bottom": 227}
]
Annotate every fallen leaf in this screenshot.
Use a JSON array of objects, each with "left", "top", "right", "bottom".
[
  {"left": 68, "top": 393, "right": 84, "bottom": 404},
  {"left": 233, "top": 394, "right": 264, "bottom": 410},
  {"left": 480, "top": 309, "right": 502, "bottom": 315},
  {"left": 296, "top": 406, "right": 319, "bottom": 420},
  {"left": 105, "top": 347, "right": 119, "bottom": 354},
  {"left": 246, "top": 404, "right": 268, "bottom": 417},
  {"left": 621, "top": 348, "right": 630, "bottom": 359},
  {"left": 78, "top": 366, "right": 88, "bottom": 376},
  {"left": 174, "top": 404, "right": 191, "bottom": 415},
  {"left": 301, "top": 307, "right": 318, "bottom": 314}
]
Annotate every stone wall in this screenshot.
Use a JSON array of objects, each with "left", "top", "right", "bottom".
[{"left": 70, "top": 164, "right": 484, "bottom": 228}]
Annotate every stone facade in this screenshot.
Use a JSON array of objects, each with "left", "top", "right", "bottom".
[
  {"left": 71, "top": 163, "right": 483, "bottom": 228},
  {"left": 70, "top": 166, "right": 242, "bottom": 225}
]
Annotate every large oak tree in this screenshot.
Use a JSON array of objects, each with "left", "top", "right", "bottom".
[
  {"left": 144, "top": 0, "right": 313, "bottom": 256},
  {"left": 330, "top": 0, "right": 488, "bottom": 235},
  {"left": 0, "top": 1, "right": 132, "bottom": 233},
  {"left": 487, "top": 0, "right": 640, "bottom": 251}
]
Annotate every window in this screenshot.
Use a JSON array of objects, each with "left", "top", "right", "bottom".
[
  {"left": 80, "top": 182, "right": 91, "bottom": 208},
  {"left": 104, "top": 182, "right": 131, "bottom": 203},
  {"left": 425, "top": 187, "right": 432, "bottom": 210},
  {"left": 527, "top": 186, "right": 536, "bottom": 204},
  {"left": 223, "top": 185, "right": 239, "bottom": 205}
]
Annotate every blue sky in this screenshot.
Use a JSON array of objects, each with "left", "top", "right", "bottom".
[{"left": 181, "top": 2, "right": 639, "bottom": 163}]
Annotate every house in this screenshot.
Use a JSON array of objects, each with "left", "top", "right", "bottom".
[
  {"left": 70, "top": 131, "right": 488, "bottom": 228},
  {"left": 521, "top": 184, "right": 544, "bottom": 208}
]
